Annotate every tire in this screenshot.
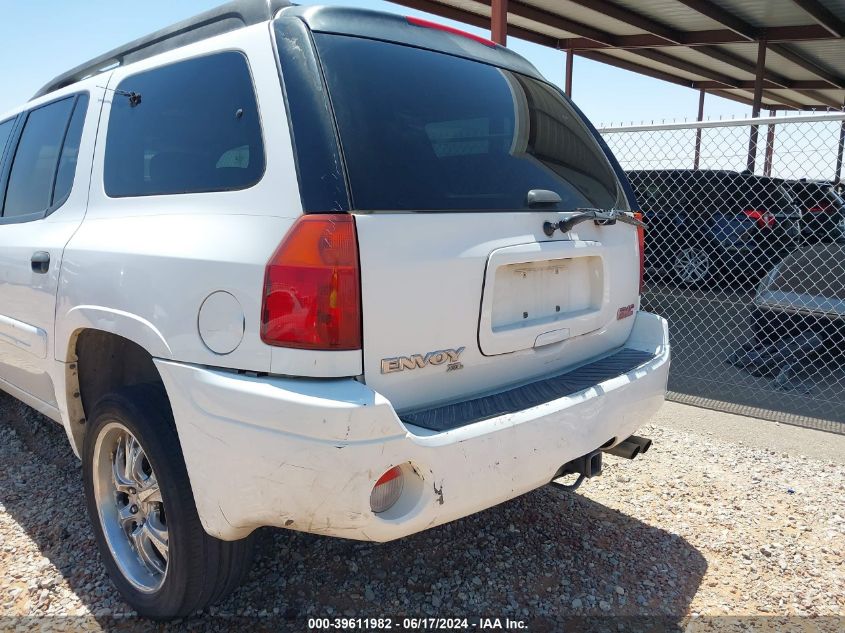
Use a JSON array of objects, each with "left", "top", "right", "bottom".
[
  {"left": 82, "top": 384, "right": 253, "bottom": 619},
  {"left": 672, "top": 245, "right": 712, "bottom": 286}
]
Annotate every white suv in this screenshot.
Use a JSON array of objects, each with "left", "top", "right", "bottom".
[{"left": 0, "top": 0, "right": 669, "bottom": 619}]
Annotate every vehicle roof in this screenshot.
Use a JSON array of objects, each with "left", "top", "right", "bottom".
[
  {"left": 28, "top": 1, "right": 543, "bottom": 106},
  {"left": 33, "top": 0, "right": 291, "bottom": 100}
]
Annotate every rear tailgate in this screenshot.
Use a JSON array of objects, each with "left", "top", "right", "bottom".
[
  {"left": 276, "top": 12, "right": 642, "bottom": 415},
  {"left": 355, "top": 213, "right": 640, "bottom": 412}
]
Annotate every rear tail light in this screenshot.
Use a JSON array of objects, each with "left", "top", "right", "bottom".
[
  {"left": 634, "top": 211, "right": 645, "bottom": 293},
  {"left": 807, "top": 203, "right": 832, "bottom": 213},
  {"left": 261, "top": 214, "right": 362, "bottom": 350},
  {"left": 743, "top": 209, "right": 776, "bottom": 230},
  {"left": 406, "top": 16, "right": 497, "bottom": 47},
  {"left": 370, "top": 466, "right": 404, "bottom": 514}
]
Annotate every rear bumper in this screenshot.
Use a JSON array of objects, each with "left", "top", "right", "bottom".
[{"left": 156, "top": 311, "right": 670, "bottom": 542}]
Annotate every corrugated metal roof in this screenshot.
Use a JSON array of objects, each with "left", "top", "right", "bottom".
[
  {"left": 392, "top": 0, "right": 845, "bottom": 110},
  {"left": 706, "top": 0, "right": 813, "bottom": 28},
  {"left": 612, "top": 0, "right": 726, "bottom": 31},
  {"left": 521, "top": 0, "right": 643, "bottom": 35}
]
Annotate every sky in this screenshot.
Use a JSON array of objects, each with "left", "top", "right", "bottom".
[{"left": 0, "top": 0, "right": 756, "bottom": 125}]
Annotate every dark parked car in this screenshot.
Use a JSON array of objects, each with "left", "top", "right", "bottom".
[
  {"left": 628, "top": 169, "right": 801, "bottom": 285},
  {"left": 787, "top": 180, "right": 845, "bottom": 244}
]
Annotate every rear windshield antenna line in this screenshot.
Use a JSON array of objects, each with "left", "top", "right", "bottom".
[{"left": 97, "top": 86, "right": 142, "bottom": 107}]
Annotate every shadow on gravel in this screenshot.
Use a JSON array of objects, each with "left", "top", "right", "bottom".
[{"left": 0, "top": 392, "right": 707, "bottom": 631}]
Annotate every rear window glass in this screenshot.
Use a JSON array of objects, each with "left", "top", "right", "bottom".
[
  {"left": 312, "top": 34, "right": 623, "bottom": 212},
  {"left": 628, "top": 171, "right": 692, "bottom": 212},
  {"left": 104, "top": 52, "right": 264, "bottom": 197},
  {"left": 792, "top": 182, "right": 844, "bottom": 209}
]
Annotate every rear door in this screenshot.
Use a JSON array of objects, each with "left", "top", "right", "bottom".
[
  {"left": 278, "top": 21, "right": 642, "bottom": 413},
  {"left": 0, "top": 92, "right": 93, "bottom": 407}
]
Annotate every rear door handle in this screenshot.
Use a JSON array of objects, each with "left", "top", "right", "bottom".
[{"left": 31, "top": 251, "right": 50, "bottom": 274}]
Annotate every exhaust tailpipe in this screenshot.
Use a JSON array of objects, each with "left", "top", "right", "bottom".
[
  {"left": 605, "top": 440, "right": 641, "bottom": 460},
  {"left": 627, "top": 435, "right": 652, "bottom": 454}
]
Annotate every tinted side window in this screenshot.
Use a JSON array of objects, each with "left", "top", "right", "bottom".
[
  {"left": 629, "top": 172, "right": 689, "bottom": 213},
  {"left": 0, "top": 118, "right": 14, "bottom": 161},
  {"left": 52, "top": 95, "right": 89, "bottom": 205},
  {"left": 104, "top": 52, "right": 264, "bottom": 197},
  {"left": 4, "top": 98, "right": 75, "bottom": 218}
]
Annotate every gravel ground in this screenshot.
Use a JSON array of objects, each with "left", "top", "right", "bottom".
[{"left": 0, "top": 391, "right": 843, "bottom": 631}]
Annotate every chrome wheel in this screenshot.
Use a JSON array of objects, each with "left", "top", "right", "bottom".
[
  {"left": 92, "top": 422, "right": 168, "bottom": 593},
  {"left": 673, "top": 247, "right": 711, "bottom": 284}
]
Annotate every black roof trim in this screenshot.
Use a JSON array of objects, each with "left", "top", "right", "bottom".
[{"left": 32, "top": 0, "right": 291, "bottom": 100}]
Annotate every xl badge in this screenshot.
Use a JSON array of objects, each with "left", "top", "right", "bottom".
[{"left": 381, "top": 347, "right": 465, "bottom": 374}]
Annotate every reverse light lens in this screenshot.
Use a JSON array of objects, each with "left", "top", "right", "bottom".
[
  {"left": 261, "top": 214, "right": 361, "bottom": 350},
  {"left": 370, "top": 466, "right": 404, "bottom": 514},
  {"left": 406, "top": 16, "right": 497, "bottom": 47}
]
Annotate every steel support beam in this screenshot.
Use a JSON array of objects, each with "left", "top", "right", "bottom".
[
  {"left": 694, "top": 89, "right": 705, "bottom": 170},
  {"left": 836, "top": 116, "right": 845, "bottom": 184},
  {"left": 695, "top": 80, "right": 832, "bottom": 90},
  {"left": 747, "top": 40, "right": 767, "bottom": 172},
  {"left": 391, "top": 0, "right": 842, "bottom": 111},
  {"left": 550, "top": 0, "right": 843, "bottom": 108},
  {"left": 559, "top": 25, "right": 836, "bottom": 50},
  {"left": 576, "top": 50, "right": 695, "bottom": 89},
  {"left": 565, "top": 49, "right": 574, "bottom": 98},
  {"left": 491, "top": 0, "right": 507, "bottom": 45},
  {"left": 672, "top": 0, "right": 845, "bottom": 89},
  {"left": 789, "top": 0, "right": 845, "bottom": 38},
  {"left": 764, "top": 109, "right": 777, "bottom": 177},
  {"left": 673, "top": 0, "right": 756, "bottom": 40},
  {"left": 563, "top": 0, "right": 682, "bottom": 44},
  {"left": 767, "top": 43, "right": 845, "bottom": 89}
]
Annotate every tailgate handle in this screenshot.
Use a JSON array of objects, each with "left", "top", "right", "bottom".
[{"left": 534, "top": 328, "right": 570, "bottom": 349}]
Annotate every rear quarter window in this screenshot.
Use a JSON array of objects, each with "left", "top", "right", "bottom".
[
  {"left": 104, "top": 51, "right": 264, "bottom": 197},
  {"left": 0, "top": 118, "right": 14, "bottom": 161}
]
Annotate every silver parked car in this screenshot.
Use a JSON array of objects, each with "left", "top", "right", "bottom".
[{"left": 728, "top": 243, "right": 845, "bottom": 389}]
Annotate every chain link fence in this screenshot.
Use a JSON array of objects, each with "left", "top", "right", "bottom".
[{"left": 600, "top": 113, "right": 845, "bottom": 433}]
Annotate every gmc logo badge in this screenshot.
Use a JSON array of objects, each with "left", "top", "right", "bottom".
[{"left": 617, "top": 304, "right": 635, "bottom": 320}]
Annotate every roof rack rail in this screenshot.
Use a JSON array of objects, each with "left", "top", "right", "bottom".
[{"left": 32, "top": 0, "right": 291, "bottom": 100}]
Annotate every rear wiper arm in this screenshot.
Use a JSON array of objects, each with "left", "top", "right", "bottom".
[{"left": 543, "top": 208, "right": 645, "bottom": 237}]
